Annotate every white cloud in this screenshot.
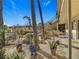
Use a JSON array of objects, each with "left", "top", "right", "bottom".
[
  {"left": 43, "top": 0, "right": 51, "bottom": 7},
  {"left": 43, "top": 0, "right": 47, "bottom": 7},
  {"left": 46, "top": 1, "right": 51, "bottom": 6},
  {"left": 10, "top": 0, "right": 15, "bottom": 9}
]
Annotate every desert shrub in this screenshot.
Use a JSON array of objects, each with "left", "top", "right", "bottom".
[{"left": 0, "top": 48, "right": 5, "bottom": 59}]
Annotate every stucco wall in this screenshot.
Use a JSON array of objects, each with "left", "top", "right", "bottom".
[
  {"left": 59, "top": 0, "right": 79, "bottom": 23},
  {"left": 71, "top": 0, "right": 79, "bottom": 18}
]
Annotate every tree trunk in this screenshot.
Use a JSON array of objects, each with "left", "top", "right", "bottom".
[
  {"left": 37, "top": 0, "right": 45, "bottom": 40},
  {"left": 0, "top": 0, "right": 3, "bottom": 26},
  {"left": 2, "top": 32, "right": 5, "bottom": 46},
  {"left": 30, "top": 0, "right": 39, "bottom": 49},
  {"left": 0, "top": 0, "right": 4, "bottom": 47},
  {"left": 28, "top": 18, "right": 31, "bottom": 30},
  {"left": 68, "top": 0, "right": 72, "bottom": 59}
]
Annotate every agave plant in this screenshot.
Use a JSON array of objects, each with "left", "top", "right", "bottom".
[{"left": 48, "top": 40, "right": 60, "bottom": 55}]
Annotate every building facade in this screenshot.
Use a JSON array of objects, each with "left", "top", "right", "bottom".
[{"left": 58, "top": 0, "right": 79, "bottom": 39}]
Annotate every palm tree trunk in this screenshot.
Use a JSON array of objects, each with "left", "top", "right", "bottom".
[
  {"left": 28, "top": 18, "right": 31, "bottom": 30},
  {"left": 0, "top": 0, "right": 4, "bottom": 47},
  {"left": 57, "top": 0, "right": 62, "bottom": 31},
  {"left": 2, "top": 32, "right": 5, "bottom": 46},
  {"left": 0, "top": 0, "right": 3, "bottom": 26},
  {"left": 37, "top": 0, "right": 45, "bottom": 40},
  {"left": 57, "top": 15, "right": 59, "bottom": 31},
  {"left": 68, "top": 0, "right": 72, "bottom": 59},
  {"left": 30, "top": 0, "right": 39, "bottom": 49}
]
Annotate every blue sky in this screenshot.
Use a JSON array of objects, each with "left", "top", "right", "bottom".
[{"left": 3, "top": 0, "right": 57, "bottom": 26}]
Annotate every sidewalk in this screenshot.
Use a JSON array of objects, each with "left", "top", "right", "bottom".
[
  {"left": 60, "top": 39, "right": 79, "bottom": 49},
  {"left": 58, "top": 38, "right": 79, "bottom": 59}
]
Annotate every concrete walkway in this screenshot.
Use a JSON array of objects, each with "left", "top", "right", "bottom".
[{"left": 59, "top": 39, "right": 79, "bottom": 59}]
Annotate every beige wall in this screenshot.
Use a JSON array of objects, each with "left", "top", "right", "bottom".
[
  {"left": 59, "top": 0, "right": 79, "bottom": 23},
  {"left": 71, "top": 0, "right": 79, "bottom": 18},
  {"left": 58, "top": 0, "right": 79, "bottom": 39},
  {"left": 59, "top": 0, "right": 69, "bottom": 24}
]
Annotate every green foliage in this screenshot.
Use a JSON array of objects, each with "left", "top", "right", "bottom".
[
  {"left": 25, "top": 32, "right": 33, "bottom": 44},
  {"left": 48, "top": 40, "right": 60, "bottom": 49},
  {"left": 5, "top": 51, "right": 25, "bottom": 59},
  {"left": 0, "top": 25, "right": 9, "bottom": 46},
  {"left": 0, "top": 48, "right": 5, "bottom": 59},
  {"left": 26, "top": 32, "right": 33, "bottom": 39},
  {"left": 0, "top": 25, "right": 9, "bottom": 33}
]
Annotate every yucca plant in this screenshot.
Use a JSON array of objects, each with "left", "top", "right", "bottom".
[
  {"left": 0, "top": 48, "right": 5, "bottom": 59},
  {"left": 48, "top": 40, "right": 60, "bottom": 55}
]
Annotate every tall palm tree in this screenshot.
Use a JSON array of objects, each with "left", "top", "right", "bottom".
[
  {"left": 30, "top": 0, "right": 39, "bottom": 48},
  {"left": 23, "top": 16, "right": 31, "bottom": 30},
  {"left": 37, "top": 0, "right": 45, "bottom": 40}
]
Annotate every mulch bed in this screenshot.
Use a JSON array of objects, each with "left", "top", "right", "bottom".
[
  {"left": 31, "top": 54, "right": 44, "bottom": 59},
  {"left": 38, "top": 49, "right": 67, "bottom": 59}
]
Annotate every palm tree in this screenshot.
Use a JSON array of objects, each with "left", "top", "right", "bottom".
[
  {"left": 23, "top": 16, "right": 31, "bottom": 30},
  {"left": 30, "top": 0, "right": 39, "bottom": 49},
  {"left": 37, "top": 0, "right": 45, "bottom": 40}
]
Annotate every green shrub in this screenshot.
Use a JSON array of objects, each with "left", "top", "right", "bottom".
[
  {"left": 26, "top": 33, "right": 33, "bottom": 39},
  {"left": 26, "top": 33, "right": 33, "bottom": 44},
  {"left": 0, "top": 48, "right": 5, "bottom": 59}
]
